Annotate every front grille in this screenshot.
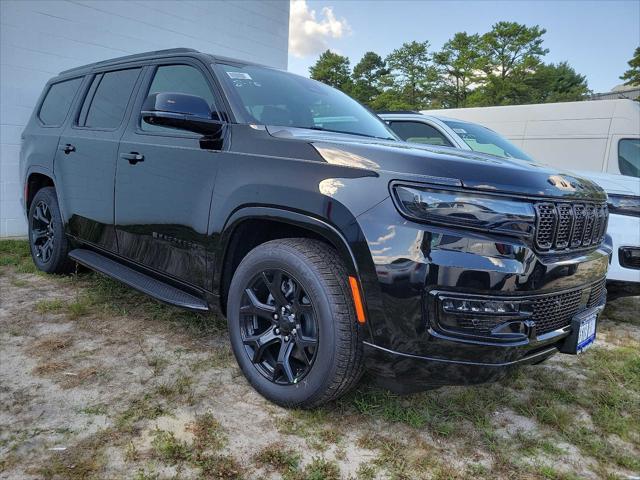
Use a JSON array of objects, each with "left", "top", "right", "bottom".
[
  {"left": 534, "top": 202, "right": 608, "bottom": 252},
  {"left": 533, "top": 277, "right": 606, "bottom": 335}
]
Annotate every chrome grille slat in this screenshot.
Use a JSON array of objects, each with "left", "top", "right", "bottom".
[{"left": 535, "top": 201, "right": 607, "bottom": 253}]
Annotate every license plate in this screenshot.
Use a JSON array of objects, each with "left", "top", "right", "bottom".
[{"left": 576, "top": 311, "right": 597, "bottom": 353}]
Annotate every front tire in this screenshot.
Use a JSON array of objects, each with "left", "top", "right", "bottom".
[
  {"left": 227, "top": 238, "right": 364, "bottom": 408},
  {"left": 28, "top": 187, "right": 74, "bottom": 274}
]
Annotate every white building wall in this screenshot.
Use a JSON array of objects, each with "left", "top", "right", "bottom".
[{"left": 0, "top": 0, "right": 290, "bottom": 237}]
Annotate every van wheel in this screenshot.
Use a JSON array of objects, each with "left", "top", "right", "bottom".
[
  {"left": 227, "top": 238, "right": 364, "bottom": 408},
  {"left": 28, "top": 187, "right": 74, "bottom": 274}
]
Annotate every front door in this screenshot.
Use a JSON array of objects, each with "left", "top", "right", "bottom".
[
  {"left": 114, "top": 62, "right": 225, "bottom": 288},
  {"left": 55, "top": 67, "right": 143, "bottom": 251}
]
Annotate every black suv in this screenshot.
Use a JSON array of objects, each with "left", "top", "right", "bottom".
[{"left": 20, "top": 48, "right": 610, "bottom": 407}]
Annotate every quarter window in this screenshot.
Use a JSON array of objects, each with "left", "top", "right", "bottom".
[
  {"left": 618, "top": 139, "right": 640, "bottom": 178},
  {"left": 38, "top": 77, "right": 83, "bottom": 126},
  {"left": 79, "top": 68, "right": 141, "bottom": 129},
  {"left": 141, "top": 65, "right": 217, "bottom": 132},
  {"left": 388, "top": 121, "right": 453, "bottom": 147}
]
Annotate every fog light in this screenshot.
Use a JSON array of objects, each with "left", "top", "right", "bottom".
[
  {"left": 441, "top": 298, "right": 520, "bottom": 314},
  {"left": 437, "top": 295, "right": 530, "bottom": 337}
]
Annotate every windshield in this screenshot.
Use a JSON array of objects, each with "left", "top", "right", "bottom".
[
  {"left": 443, "top": 120, "right": 533, "bottom": 161},
  {"left": 215, "top": 63, "right": 396, "bottom": 140}
]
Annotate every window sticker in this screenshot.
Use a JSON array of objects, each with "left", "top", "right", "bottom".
[
  {"left": 452, "top": 128, "right": 467, "bottom": 134},
  {"left": 227, "top": 71, "right": 252, "bottom": 80}
]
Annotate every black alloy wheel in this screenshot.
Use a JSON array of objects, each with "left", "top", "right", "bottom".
[
  {"left": 227, "top": 238, "right": 364, "bottom": 408},
  {"left": 28, "top": 187, "right": 74, "bottom": 274},
  {"left": 31, "top": 200, "right": 55, "bottom": 264},
  {"left": 240, "top": 269, "right": 319, "bottom": 385}
]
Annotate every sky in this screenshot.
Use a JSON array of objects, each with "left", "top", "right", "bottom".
[{"left": 288, "top": 0, "right": 640, "bottom": 93}]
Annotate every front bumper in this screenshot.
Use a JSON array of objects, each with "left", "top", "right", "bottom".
[{"left": 355, "top": 197, "right": 610, "bottom": 389}]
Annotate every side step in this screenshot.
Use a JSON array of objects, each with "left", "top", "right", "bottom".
[{"left": 68, "top": 249, "right": 209, "bottom": 312}]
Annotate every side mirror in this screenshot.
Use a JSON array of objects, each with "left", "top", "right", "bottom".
[{"left": 141, "top": 92, "right": 222, "bottom": 135}]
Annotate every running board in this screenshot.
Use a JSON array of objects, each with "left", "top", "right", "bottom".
[{"left": 68, "top": 249, "right": 209, "bottom": 312}]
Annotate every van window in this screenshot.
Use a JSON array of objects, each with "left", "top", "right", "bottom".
[
  {"left": 141, "top": 65, "right": 217, "bottom": 133},
  {"left": 388, "top": 121, "right": 453, "bottom": 146},
  {"left": 38, "top": 77, "right": 83, "bottom": 126},
  {"left": 81, "top": 68, "right": 141, "bottom": 129},
  {"left": 618, "top": 139, "right": 640, "bottom": 178}
]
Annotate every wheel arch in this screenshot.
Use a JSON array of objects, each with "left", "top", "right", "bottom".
[
  {"left": 25, "top": 168, "right": 56, "bottom": 212},
  {"left": 215, "top": 207, "right": 362, "bottom": 317}
]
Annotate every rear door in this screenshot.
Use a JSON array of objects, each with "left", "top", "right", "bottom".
[
  {"left": 54, "top": 67, "right": 143, "bottom": 251},
  {"left": 114, "top": 60, "right": 225, "bottom": 288}
]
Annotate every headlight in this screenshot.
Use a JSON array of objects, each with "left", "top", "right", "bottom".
[
  {"left": 608, "top": 194, "right": 640, "bottom": 218},
  {"left": 391, "top": 183, "right": 536, "bottom": 236}
]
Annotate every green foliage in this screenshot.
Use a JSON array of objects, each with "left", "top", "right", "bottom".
[
  {"left": 351, "top": 51, "right": 388, "bottom": 104},
  {"left": 307, "top": 20, "right": 591, "bottom": 110},
  {"left": 433, "top": 32, "right": 483, "bottom": 107},
  {"left": 309, "top": 50, "right": 352, "bottom": 91},
  {"left": 620, "top": 46, "right": 640, "bottom": 86},
  {"left": 385, "top": 40, "right": 438, "bottom": 109}
]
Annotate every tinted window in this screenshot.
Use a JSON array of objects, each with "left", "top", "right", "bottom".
[
  {"left": 215, "top": 63, "right": 396, "bottom": 140},
  {"left": 82, "top": 69, "right": 140, "bottom": 129},
  {"left": 142, "top": 65, "right": 216, "bottom": 132},
  {"left": 38, "top": 77, "right": 83, "bottom": 126},
  {"left": 443, "top": 120, "right": 533, "bottom": 161},
  {"left": 619, "top": 139, "right": 640, "bottom": 178},
  {"left": 388, "top": 121, "right": 452, "bottom": 146}
]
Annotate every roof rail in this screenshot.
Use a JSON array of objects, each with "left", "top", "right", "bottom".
[{"left": 59, "top": 48, "right": 199, "bottom": 75}]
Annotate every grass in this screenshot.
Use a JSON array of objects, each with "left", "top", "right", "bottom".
[
  {"left": 35, "top": 298, "right": 66, "bottom": 314},
  {"left": 188, "top": 412, "right": 227, "bottom": 452},
  {"left": 151, "top": 429, "right": 191, "bottom": 465},
  {"left": 151, "top": 415, "right": 244, "bottom": 479},
  {"left": 254, "top": 443, "right": 301, "bottom": 473},
  {"left": 0, "top": 239, "right": 38, "bottom": 273}
]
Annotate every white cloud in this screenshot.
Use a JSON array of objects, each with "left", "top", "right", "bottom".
[{"left": 289, "top": 0, "right": 351, "bottom": 58}]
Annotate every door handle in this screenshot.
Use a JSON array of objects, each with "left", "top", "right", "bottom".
[
  {"left": 120, "top": 152, "right": 144, "bottom": 165},
  {"left": 59, "top": 144, "right": 75, "bottom": 154}
]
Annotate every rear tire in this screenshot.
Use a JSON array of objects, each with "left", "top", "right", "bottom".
[
  {"left": 28, "top": 187, "right": 74, "bottom": 274},
  {"left": 227, "top": 238, "right": 364, "bottom": 408}
]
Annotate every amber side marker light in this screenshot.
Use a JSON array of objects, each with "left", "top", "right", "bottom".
[{"left": 348, "top": 276, "right": 366, "bottom": 324}]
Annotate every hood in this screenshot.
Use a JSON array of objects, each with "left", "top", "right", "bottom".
[
  {"left": 573, "top": 170, "right": 640, "bottom": 197},
  {"left": 267, "top": 126, "right": 607, "bottom": 201}
]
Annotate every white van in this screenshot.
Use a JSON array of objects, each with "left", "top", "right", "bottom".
[
  {"left": 381, "top": 109, "right": 640, "bottom": 286},
  {"left": 421, "top": 99, "right": 640, "bottom": 177}
]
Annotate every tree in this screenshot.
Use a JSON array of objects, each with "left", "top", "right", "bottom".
[
  {"left": 386, "top": 41, "right": 438, "bottom": 109},
  {"left": 480, "top": 21, "right": 548, "bottom": 79},
  {"left": 433, "top": 32, "right": 484, "bottom": 108},
  {"left": 620, "top": 46, "right": 640, "bottom": 86},
  {"left": 309, "top": 50, "right": 352, "bottom": 91},
  {"left": 527, "top": 62, "right": 590, "bottom": 103},
  {"left": 351, "top": 51, "right": 388, "bottom": 105},
  {"left": 471, "top": 21, "right": 549, "bottom": 105}
]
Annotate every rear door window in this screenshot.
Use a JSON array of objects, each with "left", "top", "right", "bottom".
[
  {"left": 38, "top": 77, "right": 83, "bottom": 126},
  {"left": 618, "top": 139, "right": 640, "bottom": 177},
  {"left": 79, "top": 68, "right": 141, "bottom": 129},
  {"left": 388, "top": 121, "right": 453, "bottom": 146}
]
